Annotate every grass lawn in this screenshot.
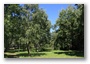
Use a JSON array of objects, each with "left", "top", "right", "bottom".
[{"left": 4, "top": 50, "right": 84, "bottom": 58}]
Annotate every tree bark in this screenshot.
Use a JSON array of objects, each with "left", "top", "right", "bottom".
[{"left": 26, "top": 42, "right": 30, "bottom": 56}]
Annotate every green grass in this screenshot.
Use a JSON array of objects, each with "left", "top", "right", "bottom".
[{"left": 4, "top": 50, "right": 84, "bottom": 58}]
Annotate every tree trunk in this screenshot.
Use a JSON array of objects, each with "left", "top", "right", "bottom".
[
  {"left": 26, "top": 42, "right": 30, "bottom": 56},
  {"left": 4, "top": 45, "right": 9, "bottom": 52},
  {"left": 4, "top": 41, "right": 11, "bottom": 52}
]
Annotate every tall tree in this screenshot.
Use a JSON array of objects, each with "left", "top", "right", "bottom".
[
  {"left": 54, "top": 5, "right": 84, "bottom": 51},
  {"left": 4, "top": 4, "right": 21, "bottom": 51},
  {"left": 4, "top": 4, "right": 51, "bottom": 55}
]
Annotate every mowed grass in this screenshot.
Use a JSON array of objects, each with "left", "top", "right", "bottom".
[{"left": 4, "top": 50, "right": 84, "bottom": 58}]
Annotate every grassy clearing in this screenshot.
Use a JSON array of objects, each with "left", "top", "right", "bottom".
[{"left": 4, "top": 50, "right": 84, "bottom": 58}]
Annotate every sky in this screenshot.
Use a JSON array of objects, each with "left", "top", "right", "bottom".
[{"left": 39, "top": 4, "right": 74, "bottom": 32}]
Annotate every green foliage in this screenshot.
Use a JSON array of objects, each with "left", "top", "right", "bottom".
[
  {"left": 54, "top": 4, "right": 84, "bottom": 51},
  {"left": 4, "top": 4, "right": 84, "bottom": 57},
  {"left": 4, "top": 4, "right": 51, "bottom": 54}
]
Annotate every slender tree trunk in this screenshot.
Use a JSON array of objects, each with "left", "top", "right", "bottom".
[
  {"left": 26, "top": 42, "right": 30, "bottom": 56},
  {"left": 4, "top": 44, "right": 9, "bottom": 52},
  {"left": 23, "top": 44, "right": 25, "bottom": 51},
  {"left": 27, "top": 47, "right": 30, "bottom": 55},
  {"left": 5, "top": 38, "right": 12, "bottom": 52}
]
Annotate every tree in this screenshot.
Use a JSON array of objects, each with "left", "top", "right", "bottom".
[
  {"left": 4, "top": 4, "right": 21, "bottom": 51},
  {"left": 54, "top": 4, "right": 84, "bottom": 51},
  {"left": 4, "top": 4, "right": 51, "bottom": 55},
  {"left": 74, "top": 4, "right": 84, "bottom": 51}
]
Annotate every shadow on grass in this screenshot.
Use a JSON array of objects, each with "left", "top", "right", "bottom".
[
  {"left": 4, "top": 52, "right": 46, "bottom": 58},
  {"left": 54, "top": 51, "right": 84, "bottom": 57},
  {"left": 17, "top": 52, "right": 46, "bottom": 57}
]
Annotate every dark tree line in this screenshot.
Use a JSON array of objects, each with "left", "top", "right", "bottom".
[
  {"left": 53, "top": 4, "right": 84, "bottom": 51},
  {"left": 4, "top": 4, "right": 84, "bottom": 55}
]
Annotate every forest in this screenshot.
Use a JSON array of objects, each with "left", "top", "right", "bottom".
[{"left": 4, "top": 4, "right": 84, "bottom": 58}]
